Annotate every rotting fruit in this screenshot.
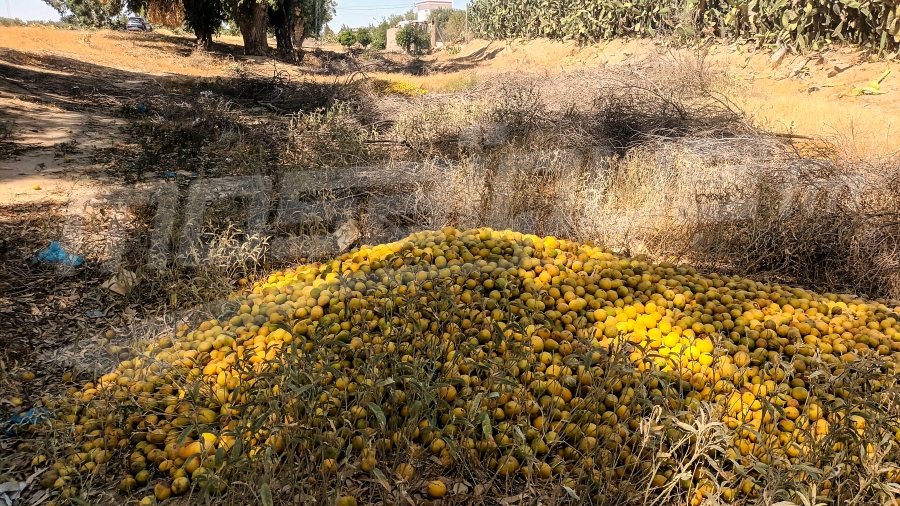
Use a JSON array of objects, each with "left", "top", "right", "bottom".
[{"left": 31, "top": 228, "right": 900, "bottom": 503}]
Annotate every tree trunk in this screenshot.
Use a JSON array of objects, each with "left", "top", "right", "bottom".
[
  {"left": 292, "top": 6, "right": 306, "bottom": 49},
  {"left": 236, "top": 0, "right": 269, "bottom": 55},
  {"left": 270, "top": 0, "right": 293, "bottom": 55},
  {"left": 196, "top": 32, "right": 213, "bottom": 47}
]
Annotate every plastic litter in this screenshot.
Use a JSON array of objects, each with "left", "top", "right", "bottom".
[
  {"left": 33, "top": 242, "right": 84, "bottom": 267},
  {"left": 136, "top": 103, "right": 147, "bottom": 113},
  {"left": 86, "top": 310, "right": 104, "bottom": 318},
  {"left": 4, "top": 408, "right": 50, "bottom": 436}
]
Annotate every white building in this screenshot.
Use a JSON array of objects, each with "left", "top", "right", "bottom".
[{"left": 415, "top": 0, "right": 453, "bottom": 22}]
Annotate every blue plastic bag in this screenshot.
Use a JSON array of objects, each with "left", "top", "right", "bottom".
[
  {"left": 33, "top": 241, "right": 84, "bottom": 267},
  {"left": 4, "top": 408, "right": 50, "bottom": 435}
]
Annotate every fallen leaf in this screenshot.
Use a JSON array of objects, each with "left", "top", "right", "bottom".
[
  {"left": 335, "top": 219, "right": 360, "bottom": 252},
  {"left": 771, "top": 45, "right": 788, "bottom": 65},
  {"left": 25, "top": 488, "right": 50, "bottom": 506},
  {"left": 452, "top": 482, "right": 468, "bottom": 494},
  {"left": 499, "top": 493, "right": 528, "bottom": 505},
  {"left": 101, "top": 269, "right": 138, "bottom": 296}
]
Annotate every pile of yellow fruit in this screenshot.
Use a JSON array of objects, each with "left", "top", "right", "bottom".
[
  {"left": 34, "top": 228, "right": 900, "bottom": 504},
  {"left": 370, "top": 78, "right": 428, "bottom": 97}
]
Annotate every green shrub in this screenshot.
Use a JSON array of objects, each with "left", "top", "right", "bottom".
[
  {"left": 338, "top": 28, "right": 356, "bottom": 47},
  {"left": 370, "top": 15, "right": 404, "bottom": 50},
  {"left": 469, "top": 0, "right": 900, "bottom": 53},
  {"left": 0, "top": 17, "right": 27, "bottom": 27},
  {"left": 356, "top": 27, "right": 371, "bottom": 47},
  {"left": 396, "top": 23, "right": 430, "bottom": 54}
]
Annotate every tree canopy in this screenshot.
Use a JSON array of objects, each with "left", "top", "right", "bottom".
[
  {"left": 355, "top": 27, "right": 371, "bottom": 47},
  {"left": 370, "top": 14, "right": 404, "bottom": 50},
  {"left": 42, "top": 0, "right": 125, "bottom": 27},
  {"left": 427, "top": 7, "right": 466, "bottom": 44},
  {"left": 183, "top": 0, "right": 226, "bottom": 45},
  {"left": 396, "top": 23, "right": 430, "bottom": 54},
  {"left": 337, "top": 27, "right": 355, "bottom": 47}
]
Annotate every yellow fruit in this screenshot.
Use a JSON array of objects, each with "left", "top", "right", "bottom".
[
  {"left": 733, "top": 352, "right": 750, "bottom": 368},
  {"left": 21, "top": 371, "right": 35, "bottom": 381},
  {"left": 178, "top": 441, "right": 202, "bottom": 460},
  {"left": 154, "top": 483, "right": 172, "bottom": 501},
  {"left": 651, "top": 474, "right": 667, "bottom": 487},
  {"left": 359, "top": 449, "right": 377, "bottom": 472},
  {"left": 791, "top": 386, "right": 809, "bottom": 402},
  {"left": 395, "top": 463, "right": 414, "bottom": 481},
  {"left": 497, "top": 455, "right": 519, "bottom": 475},
  {"left": 119, "top": 476, "right": 138, "bottom": 493},
  {"left": 427, "top": 480, "right": 447, "bottom": 499},
  {"left": 33, "top": 229, "right": 900, "bottom": 504},
  {"left": 336, "top": 496, "right": 358, "bottom": 506},
  {"left": 172, "top": 476, "right": 190, "bottom": 495},
  {"left": 135, "top": 469, "right": 150, "bottom": 485}
]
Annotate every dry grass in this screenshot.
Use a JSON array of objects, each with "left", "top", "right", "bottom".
[
  {"left": 0, "top": 26, "right": 232, "bottom": 77},
  {"left": 3, "top": 25, "right": 897, "bottom": 156},
  {"left": 722, "top": 75, "right": 900, "bottom": 159}
]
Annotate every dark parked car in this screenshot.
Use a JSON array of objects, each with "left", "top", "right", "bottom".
[{"left": 126, "top": 17, "right": 152, "bottom": 31}]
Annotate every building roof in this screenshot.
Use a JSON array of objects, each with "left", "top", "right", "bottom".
[{"left": 415, "top": 0, "right": 453, "bottom": 6}]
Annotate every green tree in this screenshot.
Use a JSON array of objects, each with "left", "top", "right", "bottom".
[
  {"left": 338, "top": 27, "right": 356, "bottom": 47},
  {"left": 42, "top": 0, "right": 124, "bottom": 27},
  {"left": 230, "top": 0, "right": 270, "bottom": 55},
  {"left": 127, "top": 0, "right": 333, "bottom": 55},
  {"left": 229, "top": 0, "right": 334, "bottom": 56},
  {"left": 396, "top": 23, "right": 429, "bottom": 54},
  {"left": 427, "top": 7, "right": 466, "bottom": 43},
  {"left": 301, "top": 0, "right": 336, "bottom": 41},
  {"left": 356, "top": 27, "right": 371, "bottom": 47},
  {"left": 322, "top": 24, "right": 336, "bottom": 42},
  {"left": 126, "top": 0, "right": 220, "bottom": 45},
  {"left": 370, "top": 14, "right": 403, "bottom": 50},
  {"left": 269, "top": 0, "right": 336, "bottom": 56},
  {"left": 183, "top": 0, "right": 226, "bottom": 46}
]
